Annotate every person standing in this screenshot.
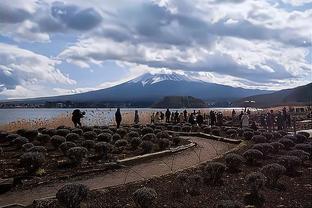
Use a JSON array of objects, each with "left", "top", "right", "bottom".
[
  {"left": 179, "top": 113, "right": 184, "bottom": 124},
  {"left": 196, "top": 111, "right": 204, "bottom": 126},
  {"left": 231, "top": 109, "right": 236, "bottom": 125},
  {"left": 282, "top": 107, "right": 287, "bottom": 130},
  {"left": 72, "top": 109, "right": 84, "bottom": 127},
  {"left": 267, "top": 110, "right": 274, "bottom": 132},
  {"left": 183, "top": 110, "right": 188, "bottom": 122},
  {"left": 241, "top": 113, "right": 249, "bottom": 128},
  {"left": 115, "top": 108, "right": 122, "bottom": 128},
  {"left": 174, "top": 111, "right": 179, "bottom": 123},
  {"left": 210, "top": 111, "right": 216, "bottom": 126},
  {"left": 134, "top": 110, "right": 139, "bottom": 124},
  {"left": 151, "top": 112, "right": 155, "bottom": 124},
  {"left": 155, "top": 112, "right": 160, "bottom": 124},
  {"left": 276, "top": 111, "right": 283, "bottom": 130},
  {"left": 165, "top": 109, "right": 171, "bottom": 123},
  {"left": 188, "top": 113, "right": 196, "bottom": 125}
]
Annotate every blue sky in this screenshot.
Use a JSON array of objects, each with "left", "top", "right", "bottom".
[{"left": 0, "top": 0, "right": 311, "bottom": 100}]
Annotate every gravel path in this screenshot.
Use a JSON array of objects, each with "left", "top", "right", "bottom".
[{"left": 0, "top": 136, "right": 236, "bottom": 207}]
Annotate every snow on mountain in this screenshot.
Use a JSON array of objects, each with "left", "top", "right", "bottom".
[{"left": 128, "top": 72, "right": 201, "bottom": 86}]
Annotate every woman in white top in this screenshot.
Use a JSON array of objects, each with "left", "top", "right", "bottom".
[{"left": 241, "top": 113, "right": 249, "bottom": 128}]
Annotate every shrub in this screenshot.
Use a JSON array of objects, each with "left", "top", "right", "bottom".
[
  {"left": 262, "top": 132, "right": 273, "bottom": 141},
  {"left": 23, "top": 130, "right": 38, "bottom": 140},
  {"left": 251, "top": 135, "right": 267, "bottom": 144},
  {"left": 203, "top": 127, "right": 211, "bottom": 134},
  {"left": 158, "top": 138, "right": 170, "bottom": 150},
  {"left": 127, "top": 131, "right": 140, "bottom": 140},
  {"left": 186, "top": 174, "right": 202, "bottom": 196},
  {"left": 215, "top": 200, "right": 242, "bottom": 208},
  {"left": 252, "top": 143, "right": 274, "bottom": 157},
  {"left": 243, "top": 149, "right": 263, "bottom": 166},
  {"left": 278, "top": 155, "right": 301, "bottom": 176},
  {"left": 132, "top": 187, "right": 157, "bottom": 208},
  {"left": 173, "top": 125, "right": 181, "bottom": 132},
  {"left": 28, "top": 146, "right": 47, "bottom": 153},
  {"left": 115, "top": 139, "right": 128, "bottom": 147},
  {"left": 131, "top": 137, "right": 142, "bottom": 149},
  {"left": 50, "top": 135, "right": 66, "bottom": 149},
  {"left": 202, "top": 162, "right": 226, "bottom": 185},
  {"left": 182, "top": 125, "right": 191, "bottom": 132},
  {"left": 254, "top": 131, "right": 261, "bottom": 136},
  {"left": 226, "top": 129, "right": 237, "bottom": 136},
  {"left": 97, "top": 133, "right": 112, "bottom": 143},
  {"left": 270, "top": 142, "right": 285, "bottom": 154},
  {"left": 59, "top": 142, "right": 77, "bottom": 155},
  {"left": 94, "top": 142, "right": 113, "bottom": 159},
  {"left": 56, "top": 184, "right": 89, "bottom": 208},
  {"left": 22, "top": 143, "right": 34, "bottom": 151},
  {"left": 243, "top": 131, "right": 254, "bottom": 140},
  {"left": 174, "top": 173, "right": 188, "bottom": 196},
  {"left": 295, "top": 144, "right": 312, "bottom": 158},
  {"left": 277, "top": 130, "right": 287, "bottom": 136},
  {"left": 20, "top": 152, "right": 45, "bottom": 174},
  {"left": 71, "top": 128, "right": 83, "bottom": 135},
  {"left": 93, "top": 128, "right": 102, "bottom": 135},
  {"left": 156, "top": 131, "right": 170, "bottom": 139},
  {"left": 5, "top": 134, "right": 19, "bottom": 142},
  {"left": 278, "top": 138, "right": 295, "bottom": 150},
  {"left": 56, "top": 129, "right": 70, "bottom": 137},
  {"left": 112, "top": 133, "right": 121, "bottom": 143},
  {"left": 65, "top": 133, "right": 80, "bottom": 142},
  {"left": 212, "top": 129, "right": 220, "bottom": 136},
  {"left": 172, "top": 136, "right": 181, "bottom": 146},
  {"left": 141, "top": 127, "right": 154, "bottom": 135},
  {"left": 140, "top": 141, "right": 154, "bottom": 154},
  {"left": 297, "top": 131, "right": 310, "bottom": 139},
  {"left": 43, "top": 129, "right": 57, "bottom": 136},
  {"left": 224, "top": 153, "right": 244, "bottom": 172},
  {"left": 11, "top": 136, "right": 29, "bottom": 149},
  {"left": 142, "top": 133, "right": 157, "bottom": 142},
  {"left": 36, "top": 134, "right": 50, "bottom": 144},
  {"left": 102, "top": 129, "right": 113, "bottom": 135},
  {"left": 67, "top": 147, "right": 88, "bottom": 165},
  {"left": 288, "top": 150, "right": 310, "bottom": 162},
  {"left": 246, "top": 172, "right": 266, "bottom": 195},
  {"left": 81, "top": 140, "right": 95, "bottom": 150},
  {"left": 260, "top": 163, "right": 285, "bottom": 187},
  {"left": 116, "top": 128, "right": 127, "bottom": 138},
  {"left": 0, "top": 131, "right": 9, "bottom": 140},
  {"left": 295, "top": 134, "right": 307, "bottom": 143},
  {"left": 82, "top": 126, "right": 93, "bottom": 132},
  {"left": 273, "top": 132, "right": 282, "bottom": 140},
  {"left": 237, "top": 129, "right": 244, "bottom": 137},
  {"left": 82, "top": 131, "right": 97, "bottom": 140}
]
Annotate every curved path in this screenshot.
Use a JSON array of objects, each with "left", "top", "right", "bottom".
[{"left": 0, "top": 136, "right": 236, "bottom": 207}]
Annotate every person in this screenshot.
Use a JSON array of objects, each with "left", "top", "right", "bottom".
[
  {"left": 151, "top": 112, "right": 155, "bottom": 124},
  {"left": 72, "top": 109, "right": 84, "bottom": 127},
  {"left": 247, "top": 109, "right": 251, "bottom": 115},
  {"left": 183, "top": 110, "right": 188, "bottom": 122},
  {"left": 241, "top": 112, "right": 249, "bottom": 128},
  {"left": 267, "top": 110, "right": 274, "bottom": 132},
  {"left": 134, "top": 110, "right": 139, "bottom": 124},
  {"left": 260, "top": 114, "right": 266, "bottom": 129},
  {"left": 115, "top": 108, "right": 122, "bottom": 128},
  {"left": 239, "top": 111, "right": 244, "bottom": 128},
  {"left": 171, "top": 112, "right": 175, "bottom": 123},
  {"left": 155, "top": 112, "right": 160, "bottom": 123},
  {"left": 216, "top": 112, "right": 223, "bottom": 126},
  {"left": 282, "top": 107, "right": 287, "bottom": 129},
  {"left": 165, "top": 109, "right": 171, "bottom": 123},
  {"left": 232, "top": 109, "right": 236, "bottom": 125},
  {"left": 251, "top": 121, "right": 258, "bottom": 131},
  {"left": 196, "top": 111, "right": 204, "bottom": 126},
  {"left": 210, "top": 111, "right": 216, "bottom": 126},
  {"left": 160, "top": 112, "right": 164, "bottom": 122},
  {"left": 188, "top": 113, "right": 196, "bottom": 125},
  {"left": 174, "top": 111, "right": 179, "bottom": 123},
  {"left": 179, "top": 113, "right": 184, "bottom": 124},
  {"left": 276, "top": 111, "right": 283, "bottom": 130}
]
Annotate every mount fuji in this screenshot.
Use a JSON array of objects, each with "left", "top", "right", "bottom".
[{"left": 2, "top": 73, "right": 271, "bottom": 106}]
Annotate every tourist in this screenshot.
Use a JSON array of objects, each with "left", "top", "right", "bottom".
[
  {"left": 183, "top": 110, "right": 188, "bottom": 122},
  {"left": 72, "top": 109, "right": 84, "bottom": 127},
  {"left": 239, "top": 111, "right": 244, "bottom": 128},
  {"left": 241, "top": 112, "right": 249, "bottom": 128},
  {"left": 260, "top": 114, "right": 266, "bottom": 129},
  {"left": 188, "top": 113, "right": 196, "bottom": 125},
  {"left": 174, "top": 111, "right": 179, "bottom": 123},
  {"left": 267, "top": 110, "right": 274, "bottom": 132},
  {"left": 276, "top": 111, "right": 283, "bottom": 130},
  {"left": 160, "top": 111, "right": 164, "bottom": 123},
  {"left": 151, "top": 112, "right": 155, "bottom": 124},
  {"left": 134, "top": 110, "right": 139, "bottom": 124},
  {"left": 171, "top": 112, "right": 175, "bottom": 123},
  {"left": 165, "top": 109, "right": 171, "bottom": 123},
  {"left": 179, "top": 113, "right": 184, "bottom": 123},
  {"left": 282, "top": 107, "right": 287, "bottom": 129},
  {"left": 232, "top": 109, "right": 236, "bottom": 125},
  {"left": 251, "top": 121, "right": 258, "bottom": 131},
  {"left": 196, "top": 111, "right": 204, "bottom": 126},
  {"left": 155, "top": 112, "right": 160, "bottom": 124},
  {"left": 115, "top": 108, "right": 122, "bottom": 128},
  {"left": 216, "top": 112, "right": 223, "bottom": 126},
  {"left": 210, "top": 111, "right": 216, "bottom": 126}
]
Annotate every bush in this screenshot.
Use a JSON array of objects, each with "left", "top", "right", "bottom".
[
  {"left": 20, "top": 152, "right": 45, "bottom": 174},
  {"left": 173, "top": 125, "right": 181, "bottom": 132},
  {"left": 172, "top": 136, "right": 181, "bottom": 146},
  {"left": 132, "top": 187, "right": 157, "bottom": 208},
  {"left": 81, "top": 140, "right": 95, "bottom": 150},
  {"left": 67, "top": 147, "right": 88, "bottom": 165},
  {"left": 82, "top": 131, "right": 97, "bottom": 140},
  {"left": 71, "top": 128, "right": 83, "bottom": 135},
  {"left": 156, "top": 131, "right": 170, "bottom": 139},
  {"left": 59, "top": 142, "right": 77, "bottom": 155},
  {"left": 115, "top": 139, "right": 128, "bottom": 147},
  {"left": 50, "top": 135, "right": 66, "bottom": 149},
  {"left": 246, "top": 172, "right": 266, "bottom": 195},
  {"left": 225, "top": 153, "right": 244, "bottom": 172},
  {"left": 182, "top": 125, "right": 191, "bottom": 132},
  {"left": 262, "top": 132, "right": 274, "bottom": 141},
  {"left": 94, "top": 142, "right": 113, "bottom": 159},
  {"left": 141, "top": 127, "right": 154, "bottom": 135},
  {"left": 65, "top": 133, "right": 80, "bottom": 142},
  {"left": 23, "top": 129, "right": 38, "bottom": 140},
  {"left": 297, "top": 131, "right": 310, "bottom": 139},
  {"left": 243, "top": 149, "right": 263, "bottom": 166},
  {"left": 226, "top": 129, "right": 237, "bottom": 136},
  {"left": 243, "top": 131, "right": 254, "bottom": 140},
  {"left": 5, "top": 134, "right": 19, "bottom": 142},
  {"left": 278, "top": 138, "right": 295, "bottom": 150},
  {"left": 140, "top": 141, "right": 154, "bottom": 154},
  {"left": 56, "top": 129, "right": 70, "bottom": 137},
  {"left": 251, "top": 135, "right": 267, "bottom": 144},
  {"left": 273, "top": 132, "right": 282, "bottom": 140},
  {"left": 203, "top": 127, "right": 211, "bottom": 134},
  {"left": 43, "top": 129, "right": 57, "bottom": 136},
  {"left": 252, "top": 143, "right": 274, "bottom": 157},
  {"left": 295, "top": 134, "right": 307, "bottom": 143},
  {"left": 127, "top": 131, "right": 140, "bottom": 140},
  {"left": 288, "top": 150, "right": 310, "bottom": 162},
  {"left": 278, "top": 155, "right": 301, "bottom": 176},
  {"left": 82, "top": 126, "right": 93, "bottom": 132},
  {"left": 28, "top": 146, "right": 47, "bottom": 153},
  {"left": 295, "top": 144, "right": 312, "bottom": 158},
  {"left": 131, "top": 137, "right": 142, "bottom": 149},
  {"left": 202, "top": 162, "right": 226, "bottom": 185},
  {"left": 277, "top": 130, "right": 287, "bottom": 136},
  {"left": 158, "top": 138, "right": 170, "bottom": 150},
  {"left": 260, "top": 163, "right": 285, "bottom": 188},
  {"left": 93, "top": 128, "right": 102, "bottom": 135},
  {"left": 212, "top": 129, "right": 220, "bottom": 136},
  {"left": 174, "top": 173, "right": 188, "bottom": 196},
  {"left": 186, "top": 174, "right": 202, "bottom": 196},
  {"left": 56, "top": 184, "right": 89, "bottom": 208},
  {"left": 112, "top": 133, "right": 121, "bottom": 143},
  {"left": 142, "top": 133, "right": 157, "bottom": 142},
  {"left": 22, "top": 143, "right": 34, "bottom": 151},
  {"left": 36, "top": 134, "right": 50, "bottom": 144},
  {"left": 270, "top": 142, "right": 285, "bottom": 154},
  {"left": 11, "top": 136, "right": 29, "bottom": 149},
  {"left": 215, "top": 200, "right": 242, "bottom": 208},
  {"left": 116, "top": 128, "right": 128, "bottom": 138},
  {"left": 97, "top": 133, "right": 112, "bottom": 143}
]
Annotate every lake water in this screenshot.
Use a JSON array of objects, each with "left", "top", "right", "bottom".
[{"left": 0, "top": 107, "right": 254, "bottom": 126}]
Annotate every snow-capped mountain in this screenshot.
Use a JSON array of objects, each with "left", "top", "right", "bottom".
[{"left": 7, "top": 72, "right": 271, "bottom": 106}]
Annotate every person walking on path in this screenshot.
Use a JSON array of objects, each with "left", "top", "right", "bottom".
[
  {"left": 72, "top": 109, "right": 84, "bottom": 127},
  {"left": 134, "top": 110, "right": 139, "bottom": 124},
  {"left": 165, "top": 109, "right": 171, "bottom": 123},
  {"left": 115, "top": 108, "right": 122, "bottom": 128}
]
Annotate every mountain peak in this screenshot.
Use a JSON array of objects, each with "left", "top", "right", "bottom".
[{"left": 128, "top": 72, "right": 201, "bottom": 86}]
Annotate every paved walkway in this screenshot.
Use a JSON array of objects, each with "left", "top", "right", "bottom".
[{"left": 0, "top": 137, "right": 236, "bottom": 207}]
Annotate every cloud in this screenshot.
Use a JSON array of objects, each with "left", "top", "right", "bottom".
[{"left": 0, "top": 43, "right": 75, "bottom": 93}]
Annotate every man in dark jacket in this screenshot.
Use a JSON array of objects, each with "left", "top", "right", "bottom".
[
  {"left": 196, "top": 111, "right": 204, "bottom": 126},
  {"left": 165, "top": 109, "right": 171, "bottom": 123},
  {"left": 72, "top": 109, "right": 84, "bottom": 127},
  {"left": 115, "top": 108, "right": 122, "bottom": 128}
]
